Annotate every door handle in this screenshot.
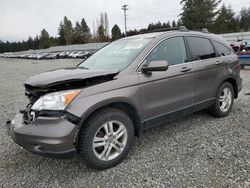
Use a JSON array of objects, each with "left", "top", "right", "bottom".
[
  {"left": 181, "top": 67, "right": 192, "bottom": 72},
  {"left": 215, "top": 60, "right": 222, "bottom": 65}
]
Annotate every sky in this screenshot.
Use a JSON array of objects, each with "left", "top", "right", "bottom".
[{"left": 0, "top": 0, "right": 249, "bottom": 42}]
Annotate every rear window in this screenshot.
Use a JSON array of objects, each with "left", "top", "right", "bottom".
[
  {"left": 187, "top": 37, "right": 216, "bottom": 60},
  {"left": 212, "top": 41, "right": 231, "bottom": 56}
]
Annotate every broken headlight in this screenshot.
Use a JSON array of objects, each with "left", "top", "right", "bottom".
[{"left": 31, "top": 90, "right": 81, "bottom": 111}]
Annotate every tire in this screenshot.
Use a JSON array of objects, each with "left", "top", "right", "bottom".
[
  {"left": 241, "top": 65, "right": 245, "bottom": 70},
  {"left": 209, "top": 82, "right": 234, "bottom": 118},
  {"left": 78, "top": 108, "right": 134, "bottom": 169}
]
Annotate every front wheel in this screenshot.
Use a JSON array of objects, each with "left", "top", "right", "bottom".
[
  {"left": 209, "top": 82, "right": 234, "bottom": 118},
  {"left": 78, "top": 108, "right": 134, "bottom": 169}
]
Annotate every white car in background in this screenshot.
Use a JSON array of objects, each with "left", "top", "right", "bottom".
[{"left": 37, "top": 53, "right": 49, "bottom": 60}]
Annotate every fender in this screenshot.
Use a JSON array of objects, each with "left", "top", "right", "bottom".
[
  {"left": 72, "top": 97, "right": 143, "bottom": 146},
  {"left": 79, "top": 97, "right": 143, "bottom": 127},
  {"left": 218, "top": 74, "right": 239, "bottom": 98}
]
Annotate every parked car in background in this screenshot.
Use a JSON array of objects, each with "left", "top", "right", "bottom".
[
  {"left": 229, "top": 42, "right": 240, "bottom": 52},
  {"left": 75, "top": 51, "right": 90, "bottom": 58},
  {"left": 244, "top": 40, "right": 250, "bottom": 50},
  {"left": 7, "top": 28, "right": 242, "bottom": 169},
  {"left": 59, "top": 52, "right": 67, "bottom": 58},
  {"left": 20, "top": 54, "right": 30, "bottom": 59},
  {"left": 0, "top": 50, "right": 93, "bottom": 60},
  {"left": 237, "top": 50, "right": 250, "bottom": 69},
  {"left": 36, "top": 53, "right": 49, "bottom": 60},
  {"left": 68, "top": 51, "right": 78, "bottom": 58}
]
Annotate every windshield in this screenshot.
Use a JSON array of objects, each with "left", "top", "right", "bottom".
[{"left": 78, "top": 38, "right": 151, "bottom": 71}]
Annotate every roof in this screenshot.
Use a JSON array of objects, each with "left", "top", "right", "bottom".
[
  {"left": 124, "top": 30, "right": 227, "bottom": 44},
  {"left": 123, "top": 32, "right": 166, "bottom": 39}
]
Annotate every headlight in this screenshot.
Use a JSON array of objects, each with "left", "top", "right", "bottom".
[{"left": 31, "top": 90, "right": 81, "bottom": 111}]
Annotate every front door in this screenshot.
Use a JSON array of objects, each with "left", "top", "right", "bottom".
[{"left": 138, "top": 36, "right": 194, "bottom": 128}]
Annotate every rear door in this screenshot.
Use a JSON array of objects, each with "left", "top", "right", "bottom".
[
  {"left": 186, "top": 36, "right": 223, "bottom": 108},
  {"left": 138, "top": 36, "right": 194, "bottom": 127}
]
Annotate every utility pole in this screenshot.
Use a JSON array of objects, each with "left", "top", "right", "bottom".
[{"left": 121, "top": 5, "right": 128, "bottom": 36}]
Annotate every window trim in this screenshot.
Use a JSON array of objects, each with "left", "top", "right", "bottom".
[
  {"left": 211, "top": 40, "right": 232, "bottom": 57},
  {"left": 136, "top": 36, "right": 189, "bottom": 72},
  {"left": 186, "top": 36, "right": 217, "bottom": 62}
]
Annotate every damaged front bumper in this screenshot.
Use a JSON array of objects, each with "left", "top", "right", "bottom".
[{"left": 6, "top": 113, "right": 79, "bottom": 159}]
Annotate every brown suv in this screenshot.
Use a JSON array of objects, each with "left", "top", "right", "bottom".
[{"left": 6, "top": 28, "right": 242, "bottom": 169}]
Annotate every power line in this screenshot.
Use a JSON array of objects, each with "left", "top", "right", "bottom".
[{"left": 121, "top": 5, "right": 128, "bottom": 36}]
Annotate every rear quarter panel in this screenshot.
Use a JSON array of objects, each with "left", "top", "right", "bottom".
[{"left": 193, "top": 53, "right": 239, "bottom": 104}]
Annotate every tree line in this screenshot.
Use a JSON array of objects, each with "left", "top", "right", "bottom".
[{"left": 1, "top": 1, "right": 250, "bottom": 53}]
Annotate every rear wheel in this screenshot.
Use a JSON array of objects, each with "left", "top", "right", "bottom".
[
  {"left": 78, "top": 108, "right": 134, "bottom": 169},
  {"left": 209, "top": 82, "right": 234, "bottom": 118}
]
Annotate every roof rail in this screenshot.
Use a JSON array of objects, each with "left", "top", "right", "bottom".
[
  {"left": 179, "top": 26, "right": 189, "bottom": 32},
  {"left": 201, "top": 28, "right": 209, "bottom": 33},
  {"left": 140, "top": 26, "right": 189, "bottom": 34}
]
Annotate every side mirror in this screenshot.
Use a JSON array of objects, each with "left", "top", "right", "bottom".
[{"left": 141, "top": 60, "right": 169, "bottom": 73}]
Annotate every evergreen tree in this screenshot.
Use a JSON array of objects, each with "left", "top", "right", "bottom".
[
  {"left": 48, "top": 37, "right": 57, "bottom": 47},
  {"left": 155, "top": 21, "right": 162, "bottom": 29},
  {"left": 57, "top": 17, "right": 74, "bottom": 45},
  {"left": 126, "top": 29, "right": 139, "bottom": 36},
  {"left": 33, "top": 35, "right": 40, "bottom": 49},
  {"left": 97, "top": 25, "right": 106, "bottom": 42},
  {"left": 80, "top": 18, "right": 91, "bottom": 43},
  {"left": 111, "top": 25, "right": 122, "bottom": 40},
  {"left": 180, "top": 0, "right": 221, "bottom": 30},
  {"left": 212, "top": 5, "right": 239, "bottom": 33},
  {"left": 73, "top": 21, "right": 82, "bottom": 44},
  {"left": 27, "top": 37, "right": 34, "bottom": 49},
  {"left": 99, "top": 12, "right": 109, "bottom": 38},
  {"left": 166, "top": 21, "right": 171, "bottom": 28},
  {"left": 58, "top": 21, "right": 65, "bottom": 45},
  {"left": 95, "top": 13, "right": 110, "bottom": 42},
  {"left": 172, "top": 20, "right": 177, "bottom": 28},
  {"left": 147, "top": 23, "right": 154, "bottom": 30},
  {"left": 39, "top": 29, "right": 50, "bottom": 49},
  {"left": 177, "top": 19, "right": 183, "bottom": 27},
  {"left": 240, "top": 7, "right": 250, "bottom": 31},
  {"left": 63, "top": 17, "right": 74, "bottom": 45}
]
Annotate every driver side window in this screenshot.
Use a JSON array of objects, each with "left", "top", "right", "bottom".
[{"left": 145, "top": 37, "right": 187, "bottom": 66}]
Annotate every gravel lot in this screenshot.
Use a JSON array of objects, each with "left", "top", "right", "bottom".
[{"left": 0, "top": 58, "right": 250, "bottom": 187}]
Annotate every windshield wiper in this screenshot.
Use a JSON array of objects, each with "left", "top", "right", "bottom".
[{"left": 78, "top": 66, "right": 89, "bottom": 70}]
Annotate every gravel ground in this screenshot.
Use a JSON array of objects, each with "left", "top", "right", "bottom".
[{"left": 0, "top": 58, "right": 250, "bottom": 188}]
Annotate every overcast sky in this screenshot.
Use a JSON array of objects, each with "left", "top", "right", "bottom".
[{"left": 0, "top": 0, "right": 249, "bottom": 42}]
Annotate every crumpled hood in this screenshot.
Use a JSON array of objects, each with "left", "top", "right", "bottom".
[{"left": 25, "top": 67, "right": 118, "bottom": 88}]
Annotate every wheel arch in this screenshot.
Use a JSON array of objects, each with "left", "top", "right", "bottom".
[
  {"left": 222, "top": 77, "right": 238, "bottom": 98},
  {"left": 76, "top": 98, "right": 143, "bottom": 145}
]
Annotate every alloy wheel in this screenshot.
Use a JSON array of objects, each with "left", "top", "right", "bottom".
[
  {"left": 92, "top": 120, "right": 128, "bottom": 161},
  {"left": 219, "top": 87, "right": 232, "bottom": 113}
]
